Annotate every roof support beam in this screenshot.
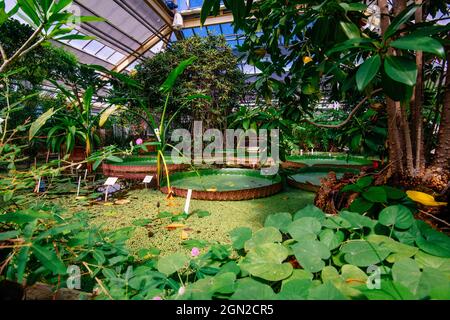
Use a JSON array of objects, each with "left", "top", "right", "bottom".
[
  {"left": 143, "top": 0, "right": 183, "bottom": 40},
  {"left": 113, "top": 25, "right": 172, "bottom": 72},
  {"left": 182, "top": 12, "right": 234, "bottom": 28}
]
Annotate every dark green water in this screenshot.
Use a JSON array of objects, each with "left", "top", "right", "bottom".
[{"left": 172, "top": 174, "right": 276, "bottom": 191}]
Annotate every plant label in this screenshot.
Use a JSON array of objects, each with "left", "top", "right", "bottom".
[
  {"left": 76, "top": 164, "right": 82, "bottom": 170},
  {"left": 184, "top": 189, "right": 192, "bottom": 214},
  {"left": 143, "top": 175, "right": 153, "bottom": 183},
  {"left": 154, "top": 128, "right": 161, "bottom": 142},
  {"left": 104, "top": 177, "right": 118, "bottom": 186},
  {"left": 76, "top": 176, "right": 82, "bottom": 197}
]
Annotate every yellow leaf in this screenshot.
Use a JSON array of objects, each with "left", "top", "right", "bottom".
[
  {"left": 99, "top": 105, "right": 121, "bottom": 127},
  {"left": 406, "top": 190, "right": 447, "bottom": 207},
  {"left": 303, "top": 56, "right": 313, "bottom": 64},
  {"left": 180, "top": 230, "right": 189, "bottom": 240}
]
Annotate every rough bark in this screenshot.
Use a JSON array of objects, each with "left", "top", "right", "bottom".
[{"left": 433, "top": 46, "right": 450, "bottom": 170}]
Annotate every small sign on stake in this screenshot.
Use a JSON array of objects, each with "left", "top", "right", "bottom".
[
  {"left": 184, "top": 189, "right": 193, "bottom": 214},
  {"left": 104, "top": 177, "right": 118, "bottom": 202},
  {"left": 76, "top": 176, "right": 82, "bottom": 197},
  {"left": 143, "top": 175, "right": 153, "bottom": 188}
]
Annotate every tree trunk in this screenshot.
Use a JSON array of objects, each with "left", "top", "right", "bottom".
[
  {"left": 411, "top": 0, "right": 426, "bottom": 173},
  {"left": 433, "top": 46, "right": 450, "bottom": 170}
]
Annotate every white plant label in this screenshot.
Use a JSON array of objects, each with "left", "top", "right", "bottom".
[
  {"left": 76, "top": 176, "right": 82, "bottom": 197},
  {"left": 184, "top": 189, "right": 193, "bottom": 214},
  {"left": 154, "top": 128, "right": 161, "bottom": 142},
  {"left": 104, "top": 177, "right": 118, "bottom": 186},
  {"left": 143, "top": 175, "right": 153, "bottom": 183},
  {"left": 76, "top": 164, "right": 82, "bottom": 170}
]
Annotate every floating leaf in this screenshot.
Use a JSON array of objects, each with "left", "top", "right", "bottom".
[
  {"left": 293, "top": 205, "right": 326, "bottom": 222},
  {"left": 287, "top": 217, "right": 322, "bottom": 241},
  {"left": 230, "top": 278, "right": 276, "bottom": 300},
  {"left": 244, "top": 227, "right": 282, "bottom": 251}
]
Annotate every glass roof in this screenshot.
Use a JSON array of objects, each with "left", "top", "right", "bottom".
[{"left": 5, "top": 0, "right": 261, "bottom": 75}]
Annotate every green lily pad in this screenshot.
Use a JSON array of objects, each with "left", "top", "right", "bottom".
[
  {"left": 379, "top": 205, "right": 414, "bottom": 229},
  {"left": 319, "top": 229, "right": 345, "bottom": 250},
  {"left": 229, "top": 227, "right": 252, "bottom": 250},
  {"left": 157, "top": 252, "right": 189, "bottom": 275},
  {"left": 230, "top": 278, "right": 276, "bottom": 300},
  {"left": 293, "top": 205, "right": 326, "bottom": 222}
]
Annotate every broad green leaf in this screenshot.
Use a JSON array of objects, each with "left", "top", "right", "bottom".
[
  {"left": 384, "top": 55, "right": 417, "bottom": 86},
  {"left": 278, "top": 279, "right": 312, "bottom": 300},
  {"left": 417, "top": 267, "right": 450, "bottom": 299},
  {"left": 241, "top": 243, "right": 293, "bottom": 281},
  {"left": 32, "top": 244, "right": 67, "bottom": 275},
  {"left": 229, "top": 227, "right": 252, "bottom": 250},
  {"left": 415, "top": 224, "right": 450, "bottom": 258},
  {"left": 368, "top": 235, "right": 418, "bottom": 262},
  {"left": 356, "top": 176, "right": 374, "bottom": 188},
  {"left": 291, "top": 239, "right": 331, "bottom": 273},
  {"left": 382, "top": 186, "right": 407, "bottom": 200},
  {"left": 392, "top": 258, "right": 421, "bottom": 295},
  {"left": 287, "top": 217, "right": 322, "bottom": 241},
  {"left": 29, "top": 108, "right": 56, "bottom": 140},
  {"left": 157, "top": 253, "right": 188, "bottom": 275},
  {"left": 341, "top": 240, "right": 391, "bottom": 266},
  {"left": 244, "top": 227, "right": 282, "bottom": 251},
  {"left": 308, "top": 281, "right": 347, "bottom": 300},
  {"left": 293, "top": 205, "right": 326, "bottom": 222},
  {"left": 414, "top": 251, "right": 450, "bottom": 277},
  {"left": 16, "top": 221, "right": 36, "bottom": 283},
  {"left": 319, "top": 229, "right": 345, "bottom": 250},
  {"left": 341, "top": 265, "right": 368, "bottom": 286},
  {"left": 390, "top": 35, "right": 445, "bottom": 58},
  {"left": 378, "top": 205, "right": 414, "bottom": 229},
  {"left": 359, "top": 280, "right": 415, "bottom": 300},
  {"left": 230, "top": 278, "right": 276, "bottom": 300},
  {"left": 349, "top": 197, "right": 374, "bottom": 213},
  {"left": 339, "top": 211, "right": 377, "bottom": 230},
  {"left": 362, "top": 186, "right": 387, "bottom": 203},
  {"left": 323, "top": 216, "right": 352, "bottom": 229},
  {"left": 356, "top": 55, "right": 381, "bottom": 91},
  {"left": 339, "top": 21, "right": 360, "bottom": 39},
  {"left": 211, "top": 272, "right": 237, "bottom": 294},
  {"left": 264, "top": 212, "right": 292, "bottom": 233}
]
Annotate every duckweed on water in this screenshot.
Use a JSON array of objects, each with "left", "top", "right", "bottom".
[{"left": 58, "top": 188, "right": 314, "bottom": 256}]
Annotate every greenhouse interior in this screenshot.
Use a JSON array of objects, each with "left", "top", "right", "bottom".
[{"left": 0, "top": 0, "right": 449, "bottom": 302}]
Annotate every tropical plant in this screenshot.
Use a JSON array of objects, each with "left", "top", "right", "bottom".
[{"left": 201, "top": 0, "right": 450, "bottom": 186}]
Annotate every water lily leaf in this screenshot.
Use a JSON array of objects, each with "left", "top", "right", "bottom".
[
  {"left": 341, "top": 240, "right": 391, "bottom": 266},
  {"left": 322, "top": 216, "right": 352, "bottom": 229},
  {"left": 414, "top": 251, "right": 450, "bottom": 277},
  {"left": 264, "top": 212, "right": 292, "bottom": 233},
  {"left": 359, "top": 279, "right": 415, "bottom": 300},
  {"left": 417, "top": 267, "right": 450, "bottom": 299},
  {"left": 287, "top": 217, "right": 322, "bottom": 241},
  {"left": 367, "top": 234, "right": 418, "bottom": 261},
  {"left": 291, "top": 239, "right": 331, "bottom": 273}
]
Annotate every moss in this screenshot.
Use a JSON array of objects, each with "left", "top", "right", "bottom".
[{"left": 58, "top": 188, "right": 314, "bottom": 256}]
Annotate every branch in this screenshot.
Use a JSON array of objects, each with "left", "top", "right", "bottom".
[
  {"left": 0, "top": 24, "right": 44, "bottom": 73},
  {"left": 0, "top": 42, "right": 7, "bottom": 63},
  {"left": 302, "top": 88, "right": 383, "bottom": 129}
]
